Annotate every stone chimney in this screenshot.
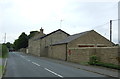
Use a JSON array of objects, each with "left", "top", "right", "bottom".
[{"left": 40, "top": 27, "right": 44, "bottom": 34}]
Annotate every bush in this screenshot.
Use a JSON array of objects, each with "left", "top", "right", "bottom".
[
  {"left": 88, "top": 55, "right": 120, "bottom": 70},
  {"left": 89, "top": 55, "right": 99, "bottom": 65},
  {"left": 2, "top": 44, "right": 8, "bottom": 58}
]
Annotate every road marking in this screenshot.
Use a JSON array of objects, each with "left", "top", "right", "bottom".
[
  {"left": 20, "top": 55, "right": 25, "bottom": 58},
  {"left": 44, "top": 68, "right": 63, "bottom": 78},
  {"left": 32, "top": 62, "right": 40, "bottom": 66},
  {"left": 27, "top": 59, "right": 31, "bottom": 62}
]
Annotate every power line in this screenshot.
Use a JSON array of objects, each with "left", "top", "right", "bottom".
[
  {"left": 93, "top": 18, "right": 119, "bottom": 30},
  {"left": 93, "top": 22, "right": 109, "bottom": 29},
  {"left": 112, "top": 19, "right": 120, "bottom": 21}
]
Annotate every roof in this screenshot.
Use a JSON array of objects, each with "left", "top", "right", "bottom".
[
  {"left": 52, "top": 30, "right": 92, "bottom": 45},
  {"left": 34, "top": 29, "right": 70, "bottom": 41}
]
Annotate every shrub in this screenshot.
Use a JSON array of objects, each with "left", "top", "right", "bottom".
[
  {"left": 89, "top": 55, "right": 99, "bottom": 65},
  {"left": 88, "top": 55, "right": 120, "bottom": 70},
  {"left": 2, "top": 44, "right": 8, "bottom": 58}
]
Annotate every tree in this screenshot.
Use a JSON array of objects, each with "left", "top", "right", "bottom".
[
  {"left": 6, "top": 42, "right": 12, "bottom": 49},
  {"left": 18, "top": 32, "right": 28, "bottom": 48},
  {"left": 13, "top": 32, "right": 28, "bottom": 50},
  {"left": 28, "top": 31, "right": 39, "bottom": 39},
  {"left": 5, "top": 42, "right": 14, "bottom": 51},
  {"left": 13, "top": 39, "right": 19, "bottom": 50},
  {"left": 13, "top": 30, "right": 39, "bottom": 51}
]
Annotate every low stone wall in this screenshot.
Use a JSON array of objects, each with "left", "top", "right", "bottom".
[
  {"left": 67, "top": 47, "right": 119, "bottom": 65},
  {"left": 19, "top": 48, "right": 26, "bottom": 53}
]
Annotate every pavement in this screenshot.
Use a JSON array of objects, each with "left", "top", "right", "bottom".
[
  {"left": 3, "top": 52, "right": 119, "bottom": 79},
  {"left": 40, "top": 57, "right": 119, "bottom": 78}
]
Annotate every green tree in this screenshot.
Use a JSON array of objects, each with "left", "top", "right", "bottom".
[
  {"left": 13, "top": 32, "right": 28, "bottom": 50},
  {"left": 18, "top": 32, "right": 28, "bottom": 48},
  {"left": 28, "top": 31, "right": 39, "bottom": 39},
  {"left": 13, "top": 39, "right": 19, "bottom": 50}
]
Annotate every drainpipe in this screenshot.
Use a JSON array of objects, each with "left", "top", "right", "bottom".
[
  {"left": 65, "top": 43, "right": 68, "bottom": 61},
  {"left": 39, "top": 40, "right": 41, "bottom": 57}
]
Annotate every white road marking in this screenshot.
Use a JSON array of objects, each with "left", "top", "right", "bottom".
[
  {"left": 27, "top": 59, "right": 31, "bottom": 62},
  {"left": 32, "top": 62, "right": 40, "bottom": 66},
  {"left": 20, "top": 55, "right": 25, "bottom": 58},
  {"left": 44, "top": 68, "right": 63, "bottom": 78}
]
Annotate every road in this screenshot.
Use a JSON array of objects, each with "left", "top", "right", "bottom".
[{"left": 4, "top": 52, "right": 108, "bottom": 78}]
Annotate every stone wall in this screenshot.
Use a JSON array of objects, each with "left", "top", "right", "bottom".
[
  {"left": 67, "top": 47, "right": 119, "bottom": 65},
  {"left": 19, "top": 48, "right": 26, "bottom": 53},
  {"left": 48, "top": 44, "right": 67, "bottom": 61},
  {"left": 28, "top": 39, "right": 40, "bottom": 56}
]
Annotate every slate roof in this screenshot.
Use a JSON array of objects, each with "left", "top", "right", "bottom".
[
  {"left": 52, "top": 30, "right": 93, "bottom": 45},
  {"left": 34, "top": 29, "right": 70, "bottom": 41}
]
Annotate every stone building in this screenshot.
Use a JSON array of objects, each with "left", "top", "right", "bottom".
[
  {"left": 28, "top": 28, "right": 70, "bottom": 57},
  {"left": 28, "top": 28, "right": 46, "bottom": 56},
  {"left": 48, "top": 30, "right": 115, "bottom": 61}
]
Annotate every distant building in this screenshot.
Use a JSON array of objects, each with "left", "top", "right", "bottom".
[
  {"left": 28, "top": 28, "right": 46, "bottom": 56},
  {"left": 28, "top": 28, "right": 70, "bottom": 56},
  {"left": 49, "top": 30, "right": 114, "bottom": 61}
]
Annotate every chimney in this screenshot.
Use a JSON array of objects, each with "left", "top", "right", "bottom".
[{"left": 40, "top": 27, "right": 44, "bottom": 34}]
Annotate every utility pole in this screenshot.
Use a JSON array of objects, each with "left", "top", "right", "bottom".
[
  {"left": 4, "top": 33, "right": 6, "bottom": 43},
  {"left": 110, "top": 20, "right": 112, "bottom": 42}
]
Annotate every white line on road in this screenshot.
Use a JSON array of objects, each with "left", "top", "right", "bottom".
[
  {"left": 44, "top": 68, "right": 63, "bottom": 78},
  {"left": 20, "top": 55, "right": 25, "bottom": 58},
  {"left": 32, "top": 62, "right": 40, "bottom": 66},
  {"left": 27, "top": 59, "right": 31, "bottom": 62}
]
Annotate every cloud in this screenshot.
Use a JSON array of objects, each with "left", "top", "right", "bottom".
[{"left": 0, "top": 0, "right": 119, "bottom": 43}]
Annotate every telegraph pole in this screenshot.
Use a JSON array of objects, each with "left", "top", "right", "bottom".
[
  {"left": 110, "top": 20, "right": 112, "bottom": 42},
  {"left": 4, "top": 33, "right": 6, "bottom": 43}
]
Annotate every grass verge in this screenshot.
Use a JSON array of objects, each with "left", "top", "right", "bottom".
[
  {"left": 88, "top": 62, "right": 120, "bottom": 70},
  {"left": 0, "top": 65, "right": 2, "bottom": 77},
  {"left": 88, "top": 55, "right": 120, "bottom": 70}
]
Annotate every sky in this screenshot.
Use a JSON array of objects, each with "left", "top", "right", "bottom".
[{"left": 0, "top": 0, "right": 119, "bottom": 44}]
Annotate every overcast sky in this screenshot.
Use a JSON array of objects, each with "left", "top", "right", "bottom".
[{"left": 0, "top": 0, "right": 119, "bottom": 44}]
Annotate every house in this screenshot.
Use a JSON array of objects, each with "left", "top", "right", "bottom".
[
  {"left": 28, "top": 28, "right": 70, "bottom": 57},
  {"left": 48, "top": 30, "right": 115, "bottom": 61},
  {"left": 28, "top": 28, "right": 46, "bottom": 56}
]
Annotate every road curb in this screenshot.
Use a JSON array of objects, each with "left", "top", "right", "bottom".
[
  {"left": 1, "top": 58, "right": 7, "bottom": 79},
  {"left": 40, "top": 57, "right": 119, "bottom": 78},
  {"left": 57, "top": 61, "right": 119, "bottom": 78}
]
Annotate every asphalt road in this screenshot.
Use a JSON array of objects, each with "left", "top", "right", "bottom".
[{"left": 4, "top": 52, "right": 107, "bottom": 78}]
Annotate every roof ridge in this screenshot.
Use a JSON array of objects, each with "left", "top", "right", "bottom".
[
  {"left": 34, "top": 29, "right": 70, "bottom": 40},
  {"left": 52, "top": 30, "right": 92, "bottom": 45}
]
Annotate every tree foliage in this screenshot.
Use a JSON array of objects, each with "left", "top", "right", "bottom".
[
  {"left": 14, "top": 32, "right": 28, "bottom": 50},
  {"left": 28, "top": 31, "right": 39, "bottom": 39},
  {"left": 13, "top": 31, "right": 38, "bottom": 51}
]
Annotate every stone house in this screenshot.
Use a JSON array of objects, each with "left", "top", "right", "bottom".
[
  {"left": 28, "top": 28, "right": 46, "bottom": 56},
  {"left": 48, "top": 30, "right": 115, "bottom": 61},
  {"left": 28, "top": 28, "right": 70, "bottom": 57}
]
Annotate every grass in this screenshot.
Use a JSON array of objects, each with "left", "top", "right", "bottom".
[
  {"left": 88, "top": 55, "right": 120, "bottom": 70},
  {"left": 90, "top": 62, "right": 120, "bottom": 70},
  {"left": 0, "top": 65, "right": 2, "bottom": 77}
]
